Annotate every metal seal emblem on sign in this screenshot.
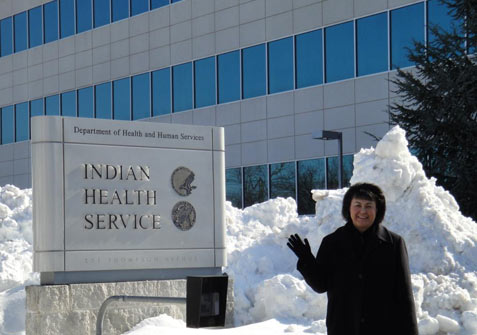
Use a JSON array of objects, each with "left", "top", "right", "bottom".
[
  {"left": 171, "top": 166, "right": 197, "bottom": 196},
  {"left": 171, "top": 201, "right": 196, "bottom": 231}
]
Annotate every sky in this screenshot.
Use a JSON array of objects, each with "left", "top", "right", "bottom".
[{"left": 0, "top": 126, "right": 476, "bottom": 335}]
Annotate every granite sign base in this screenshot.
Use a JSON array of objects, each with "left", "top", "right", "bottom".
[{"left": 26, "top": 279, "right": 234, "bottom": 335}]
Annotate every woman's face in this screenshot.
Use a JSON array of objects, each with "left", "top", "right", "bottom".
[{"left": 349, "top": 197, "right": 377, "bottom": 233}]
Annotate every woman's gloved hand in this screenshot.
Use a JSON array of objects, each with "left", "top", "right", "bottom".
[{"left": 287, "top": 233, "right": 314, "bottom": 264}]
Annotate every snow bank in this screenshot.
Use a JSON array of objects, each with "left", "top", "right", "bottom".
[
  {"left": 0, "top": 125, "right": 476, "bottom": 335},
  {"left": 0, "top": 186, "right": 39, "bottom": 335},
  {"left": 224, "top": 126, "right": 477, "bottom": 335}
]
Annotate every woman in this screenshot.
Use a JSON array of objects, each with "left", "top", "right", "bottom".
[{"left": 287, "top": 182, "right": 418, "bottom": 335}]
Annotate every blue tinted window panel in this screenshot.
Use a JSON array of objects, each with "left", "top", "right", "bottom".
[
  {"left": 1, "top": 17, "right": 13, "bottom": 56},
  {"left": 325, "top": 21, "right": 354, "bottom": 83},
  {"left": 226, "top": 168, "right": 242, "bottom": 209},
  {"left": 78, "top": 87, "right": 94, "bottom": 118},
  {"left": 76, "top": 0, "right": 92, "bottom": 33},
  {"left": 296, "top": 29, "right": 323, "bottom": 88},
  {"left": 172, "top": 62, "right": 192, "bottom": 113},
  {"left": 132, "top": 73, "right": 151, "bottom": 120},
  {"left": 44, "top": 1, "right": 59, "bottom": 43},
  {"left": 112, "top": 0, "right": 129, "bottom": 22},
  {"left": 60, "top": 0, "right": 75, "bottom": 38},
  {"left": 61, "top": 91, "right": 76, "bottom": 117},
  {"left": 14, "top": 12, "right": 28, "bottom": 53},
  {"left": 194, "top": 57, "right": 216, "bottom": 108},
  {"left": 243, "top": 165, "right": 268, "bottom": 207},
  {"left": 1, "top": 106, "right": 14, "bottom": 144},
  {"left": 218, "top": 51, "right": 240, "bottom": 104},
  {"left": 270, "top": 162, "right": 296, "bottom": 199},
  {"left": 95, "top": 82, "right": 112, "bottom": 119},
  {"left": 113, "top": 78, "right": 131, "bottom": 120},
  {"left": 326, "top": 156, "right": 339, "bottom": 189},
  {"left": 242, "top": 44, "right": 266, "bottom": 99},
  {"left": 343, "top": 154, "right": 354, "bottom": 187},
  {"left": 45, "top": 95, "right": 60, "bottom": 115},
  {"left": 357, "top": 13, "right": 388, "bottom": 76},
  {"left": 30, "top": 98, "right": 44, "bottom": 117},
  {"left": 428, "top": 0, "right": 458, "bottom": 43},
  {"left": 15, "top": 103, "right": 29, "bottom": 142},
  {"left": 152, "top": 68, "right": 171, "bottom": 116},
  {"left": 151, "top": 0, "right": 169, "bottom": 9},
  {"left": 268, "top": 37, "right": 294, "bottom": 93},
  {"left": 391, "top": 2, "right": 424, "bottom": 69},
  {"left": 297, "top": 158, "right": 325, "bottom": 215},
  {"left": 29, "top": 6, "right": 43, "bottom": 48},
  {"left": 94, "top": 0, "right": 111, "bottom": 28},
  {"left": 131, "top": 0, "right": 149, "bottom": 16}
]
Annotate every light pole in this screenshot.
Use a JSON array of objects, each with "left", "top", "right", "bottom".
[{"left": 312, "top": 130, "right": 343, "bottom": 189}]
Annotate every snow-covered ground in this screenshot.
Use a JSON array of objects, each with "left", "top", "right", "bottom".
[{"left": 0, "top": 126, "right": 476, "bottom": 335}]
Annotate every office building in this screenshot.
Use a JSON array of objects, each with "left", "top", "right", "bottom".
[{"left": 0, "top": 0, "right": 453, "bottom": 214}]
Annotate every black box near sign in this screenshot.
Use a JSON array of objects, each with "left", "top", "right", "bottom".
[{"left": 186, "top": 275, "right": 229, "bottom": 328}]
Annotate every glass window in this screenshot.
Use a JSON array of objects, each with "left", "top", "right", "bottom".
[
  {"left": 132, "top": 73, "right": 150, "bottom": 120},
  {"left": 326, "top": 156, "right": 339, "bottom": 190},
  {"left": 343, "top": 154, "right": 354, "bottom": 187},
  {"left": 30, "top": 98, "right": 44, "bottom": 117},
  {"left": 194, "top": 56, "right": 216, "bottom": 108},
  {"left": 29, "top": 6, "right": 43, "bottom": 48},
  {"left": 152, "top": 67, "right": 171, "bottom": 116},
  {"left": 226, "top": 168, "right": 242, "bottom": 209},
  {"left": 131, "top": 0, "right": 149, "bottom": 16},
  {"left": 76, "top": 0, "right": 92, "bottom": 33},
  {"left": 44, "top": 1, "right": 59, "bottom": 43},
  {"left": 325, "top": 21, "right": 354, "bottom": 83},
  {"left": 113, "top": 78, "right": 130, "bottom": 120},
  {"left": 391, "top": 2, "right": 424, "bottom": 69},
  {"left": 172, "top": 62, "right": 192, "bottom": 113},
  {"left": 61, "top": 91, "right": 76, "bottom": 117},
  {"left": 112, "top": 0, "right": 129, "bottom": 22},
  {"left": 94, "top": 0, "right": 111, "bottom": 28},
  {"left": 15, "top": 103, "right": 29, "bottom": 142},
  {"left": 357, "top": 13, "right": 388, "bottom": 76},
  {"left": 242, "top": 44, "right": 266, "bottom": 99},
  {"left": 78, "top": 87, "right": 94, "bottom": 118},
  {"left": 217, "top": 51, "right": 240, "bottom": 104},
  {"left": 95, "top": 82, "right": 112, "bottom": 119},
  {"left": 243, "top": 165, "right": 268, "bottom": 207},
  {"left": 60, "top": 0, "right": 75, "bottom": 38},
  {"left": 45, "top": 95, "right": 60, "bottom": 115},
  {"left": 268, "top": 37, "right": 294, "bottom": 93},
  {"left": 1, "top": 106, "right": 14, "bottom": 144},
  {"left": 326, "top": 155, "right": 353, "bottom": 189},
  {"left": 296, "top": 29, "right": 323, "bottom": 88},
  {"left": 428, "top": 0, "right": 457, "bottom": 43},
  {"left": 14, "top": 12, "right": 28, "bottom": 53},
  {"left": 1, "top": 17, "right": 13, "bottom": 57},
  {"left": 297, "top": 158, "right": 325, "bottom": 215},
  {"left": 151, "top": 0, "right": 169, "bottom": 9},
  {"left": 270, "top": 162, "right": 296, "bottom": 199}
]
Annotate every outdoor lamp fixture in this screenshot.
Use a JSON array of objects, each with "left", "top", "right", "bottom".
[{"left": 312, "top": 130, "right": 344, "bottom": 189}]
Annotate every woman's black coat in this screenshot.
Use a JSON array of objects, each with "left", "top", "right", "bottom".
[{"left": 297, "top": 222, "right": 418, "bottom": 335}]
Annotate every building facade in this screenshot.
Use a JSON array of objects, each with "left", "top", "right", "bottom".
[{"left": 0, "top": 0, "right": 452, "bottom": 214}]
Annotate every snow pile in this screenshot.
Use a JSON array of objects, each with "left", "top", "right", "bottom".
[
  {"left": 222, "top": 126, "right": 477, "bottom": 335},
  {"left": 0, "top": 125, "right": 476, "bottom": 335},
  {"left": 123, "top": 314, "right": 309, "bottom": 335},
  {"left": 0, "top": 185, "right": 39, "bottom": 335}
]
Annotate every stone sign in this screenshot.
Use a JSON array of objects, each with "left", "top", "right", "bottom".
[{"left": 31, "top": 116, "right": 226, "bottom": 284}]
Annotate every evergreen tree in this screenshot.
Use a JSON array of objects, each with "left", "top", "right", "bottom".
[{"left": 390, "top": 0, "right": 477, "bottom": 221}]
